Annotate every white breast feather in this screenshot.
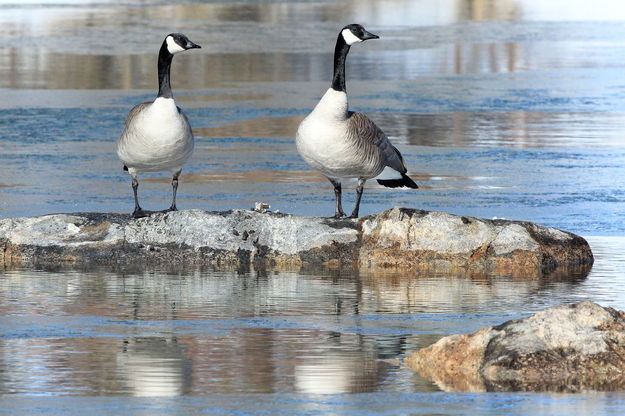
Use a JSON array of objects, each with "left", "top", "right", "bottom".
[
  {"left": 117, "top": 97, "right": 194, "bottom": 173},
  {"left": 296, "top": 89, "right": 383, "bottom": 179}
]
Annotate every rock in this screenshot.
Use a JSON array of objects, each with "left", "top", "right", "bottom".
[
  {"left": 0, "top": 207, "right": 593, "bottom": 276},
  {"left": 359, "top": 208, "right": 592, "bottom": 276},
  {"left": 0, "top": 210, "right": 359, "bottom": 270},
  {"left": 406, "top": 301, "right": 625, "bottom": 392}
]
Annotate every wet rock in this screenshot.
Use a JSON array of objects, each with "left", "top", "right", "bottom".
[
  {"left": 359, "top": 208, "right": 593, "bottom": 277},
  {"left": 0, "top": 209, "right": 359, "bottom": 270},
  {"left": 0, "top": 207, "right": 592, "bottom": 275},
  {"left": 406, "top": 301, "right": 625, "bottom": 392}
]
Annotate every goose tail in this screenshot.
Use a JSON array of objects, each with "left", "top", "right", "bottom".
[{"left": 377, "top": 173, "right": 418, "bottom": 189}]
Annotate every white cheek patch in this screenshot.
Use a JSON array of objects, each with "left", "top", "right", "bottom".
[
  {"left": 341, "top": 29, "right": 362, "bottom": 45},
  {"left": 166, "top": 36, "right": 185, "bottom": 54}
]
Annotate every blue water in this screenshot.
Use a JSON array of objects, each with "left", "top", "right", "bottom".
[
  {"left": 1, "top": 0, "right": 625, "bottom": 414},
  {"left": 1, "top": 102, "right": 624, "bottom": 235},
  {"left": 4, "top": 393, "right": 625, "bottom": 416},
  {"left": 0, "top": 247, "right": 624, "bottom": 413}
]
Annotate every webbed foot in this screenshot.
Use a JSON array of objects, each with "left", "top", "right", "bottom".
[{"left": 132, "top": 208, "right": 151, "bottom": 219}]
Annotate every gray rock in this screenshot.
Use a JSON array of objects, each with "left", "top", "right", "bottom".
[
  {"left": 406, "top": 301, "right": 625, "bottom": 392},
  {"left": 359, "top": 208, "right": 592, "bottom": 276},
  {"left": 0, "top": 207, "right": 593, "bottom": 276}
]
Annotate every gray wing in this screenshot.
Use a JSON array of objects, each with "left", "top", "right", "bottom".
[
  {"left": 122, "top": 101, "right": 153, "bottom": 131},
  {"left": 177, "top": 106, "right": 192, "bottom": 127},
  {"left": 347, "top": 112, "right": 407, "bottom": 174},
  {"left": 117, "top": 101, "right": 154, "bottom": 163}
]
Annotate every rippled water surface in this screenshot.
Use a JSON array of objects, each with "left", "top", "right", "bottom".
[
  {"left": 1, "top": 0, "right": 625, "bottom": 414},
  {"left": 1, "top": 237, "right": 624, "bottom": 414}
]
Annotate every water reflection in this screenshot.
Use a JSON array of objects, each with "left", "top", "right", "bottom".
[
  {"left": 5, "top": 34, "right": 625, "bottom": 88},
  {"left": 191, "top": 111, "right": 625, "bottom": 149},
  {"left": 118, "top": 337, "right": 191, "bottom": 397},
  {"left": 193, "top": 115, "right": 305, "bottom": 141},
  {"left": 2, "top": 236, "right": 622, "bottom": 397},
  {"left": 295, "top": 354, "right": 391, "bottom": 394},
  {"left": 5, "top": 0, "right": 625, "bottom": 89}
]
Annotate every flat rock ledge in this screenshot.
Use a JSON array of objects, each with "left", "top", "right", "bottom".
[
  {"left": 0, "top": 207, "right": 592, "bottom": 275},
  {"left": 406, "top": 301, "right": 625, "bottom": 392}
]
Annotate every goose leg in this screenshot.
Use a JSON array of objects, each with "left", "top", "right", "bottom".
[
  {"left": 165, "top": 170, "right": 181, "bottom": 212},
  {"left": 348, "top": 178, "right": 366, "bottom": 218},
  {"left": 130, "top": 171, "right": 149, "bottom": 218},
  {"left": 328, "top": 177, "right": 346, "bottom": 218}
]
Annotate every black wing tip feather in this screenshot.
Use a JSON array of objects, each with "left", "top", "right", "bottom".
[{"left": 377, "top": 173, "right": 419, "bottom": 189}]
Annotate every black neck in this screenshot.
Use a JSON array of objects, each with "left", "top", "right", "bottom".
[
  {"left": 157, "top": 42, "right": 174, "bottom": 98},
  {"left": 331, "top": 34, "right": 350, "bottom": 93}
]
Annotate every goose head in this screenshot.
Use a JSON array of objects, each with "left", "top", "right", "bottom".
[
  {"left": 340, "top": 24, "right": 379, "bottom": 46},
  {"left": 165, "top": 33, "right": 202, "bottom": 55}
]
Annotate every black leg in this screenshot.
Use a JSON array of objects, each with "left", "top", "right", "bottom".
[
  {"left": 348, "top": 178, "right": 366, "bottom": 218},
  {"left": 328, "top": 177, "right": 345, "bottom": 218},
  {"left": 131, "top": 173, "right": 148, "bottom": 218},
  {"left": 165, "top": 170, "right": 181, "bottom": 212}
]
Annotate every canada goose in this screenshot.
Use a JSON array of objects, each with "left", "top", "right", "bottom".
[
  {"left": 296, "top": 24, "right": 418, "bottom": 218},
  {"left": 117, "top": 33, "right": 201, "bottom": 218}
]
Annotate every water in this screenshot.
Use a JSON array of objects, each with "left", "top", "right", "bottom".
[
  {"left": 1, "top": 0, "right": 625, "bottom": 414},
  {"left": 0, "top": 239, "right": 624, "bottom": 413}
]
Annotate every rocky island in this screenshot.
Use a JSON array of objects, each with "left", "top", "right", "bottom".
[{"left": 0, "top": 207, "right": 593, "bottom": 276}]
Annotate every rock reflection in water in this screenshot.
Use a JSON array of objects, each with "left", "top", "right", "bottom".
[{"left": 0, "top": 263, "right": 595, "bottom": 396}]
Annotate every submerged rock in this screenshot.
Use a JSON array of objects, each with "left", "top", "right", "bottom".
[
  {"left": 0, "top": 207, "right": 592, "bottom": 276},
  {"left": 406, "top": 301, "right": 625, "bottom": 392}
]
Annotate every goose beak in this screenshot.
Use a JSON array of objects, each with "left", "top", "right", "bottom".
[
  {"left": 362, "top": 30, "right": 379, "bottom": 41},
  {"left": 186, "top": 40, "right": 201, "bottom": 49}
]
